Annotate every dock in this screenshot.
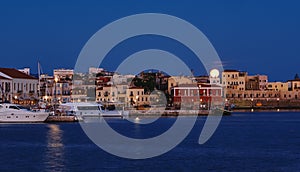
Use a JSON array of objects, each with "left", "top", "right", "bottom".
[
  {"left": 45, "top": 115, "right": 78, "bottom": 122},
  {"left": 128, "top": 109, "right": 230, "bottom": 117}
]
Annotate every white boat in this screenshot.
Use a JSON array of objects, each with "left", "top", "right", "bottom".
[
  {"left": 58, "top": 102, "right": 125, "bottom": 122},
  {"left": 0, "top": 103, "right": 50, "bottom": 123}
]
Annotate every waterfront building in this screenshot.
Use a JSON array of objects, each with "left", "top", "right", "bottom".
[
  {"left": 0, "top": 68, "right": 38, "bottom": 105},
  {"left": 222, "top": 70, "right": 247, "bottom": 91},
  {"left": 280, "top": 90, "right": 300, "bottom": 100},
  {"left": 171, "top": 83, "right": 223, "bottom": 109},
  {"left": 287, "top": 74, "right": 300, "bottom": 91},
  {"left": 167, "top": 76, "right": 195, "bottom": 94},
  {"left": 96, "top": 85, "right": 118, "bottom": 102},
  {"left": 225, "top": 89, "right": 280, "bottom": 100},
  {"left": 0, "top": 75, "right": 12, "bottom": 102},
  {"left": 267, "top": 82, "right": 288, "bottom": 91},
  {"left": 126, "top": 87, "right": 149, "bottom": 107},
  {"left": 193, "top": 75, "right": 210, "bottom": 84},
  {"left": 246, "top": 75, "right": 268, "bottom": 90},
  {"left": 71, "top": 78, "right": 87, "bottom": 102}
]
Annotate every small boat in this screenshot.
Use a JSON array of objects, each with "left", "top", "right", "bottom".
[
  {"left": 0, "top": 103, "right": 50, "bottom": 123},
  {"left": 211, "top": 106, "right": 232, "bottom": 116},
  {"left": 57, "top": 102, "right": 125, "bottom": 122}
]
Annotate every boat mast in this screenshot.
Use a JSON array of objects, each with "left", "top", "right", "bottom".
[{"left": 38, "top": 61, "right": 41, "bottom": 100}]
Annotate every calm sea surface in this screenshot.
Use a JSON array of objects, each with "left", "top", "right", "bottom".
[{"left": 0, "top": 112, "right": 300, "bottom": 172}]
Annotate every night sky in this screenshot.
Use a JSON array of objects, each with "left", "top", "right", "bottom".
[{"left": 0, "top": 0, "right": 299, "bottom": 81}]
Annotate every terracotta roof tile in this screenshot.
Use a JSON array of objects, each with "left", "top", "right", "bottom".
[{"left": 0, "top": 68, "right": 37, "bottom": 80}]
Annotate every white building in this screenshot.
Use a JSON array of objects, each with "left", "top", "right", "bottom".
[
  {"left": 0, "top": 68, "right": 38, "bottom": 105},
  {"left": 0, "top": 75, "right": 12, "bottom": 102},
  {"left": 54, "top": 69, "right": 74, "bottom": 80},
  {"left": 89, "top": 67, "right": 104, "bottom": 74}
]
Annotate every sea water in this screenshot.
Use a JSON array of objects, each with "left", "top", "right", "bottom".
[{"left": 0, "top": 112, "right": 299, "bottom": 171}]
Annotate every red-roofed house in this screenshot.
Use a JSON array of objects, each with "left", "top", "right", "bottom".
[{"left": 0, "top": 68, "right": 38, "bottom": 105}]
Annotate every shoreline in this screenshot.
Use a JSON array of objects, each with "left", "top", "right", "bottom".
[
  {"left": 45, "top": 108, "right": 300, "bottom": 122},
  {"left": 232, "top": 106, "right": 300, "bottom": 113}
]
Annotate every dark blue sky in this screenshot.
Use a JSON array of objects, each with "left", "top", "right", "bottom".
[{"left": 0, "top": 0, "right": 299, "bottom": 81}]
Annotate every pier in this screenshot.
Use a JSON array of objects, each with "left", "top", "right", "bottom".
[{"left": 45, "top": 115, "right": 78, "bottom": 122}]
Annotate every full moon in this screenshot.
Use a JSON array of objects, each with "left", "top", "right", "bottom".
[{"left": 210, "top": 69, "right": 220, "bottom": 77}]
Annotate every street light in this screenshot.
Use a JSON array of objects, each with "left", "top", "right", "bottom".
[
  {"left": 54, "top": 77, "right": 58, "bottom": 114},
  {"left": 135, "top": 95, "right": 139, "bottom": 109},
  {"left": 277, "top": 98, "right": 280, "bottom": 111},
  {"left": 54, "top": 77, "right": 58, "bottom": 99},
  {"left": 251, "top": 98, "right": 254, "bottom": 111}
]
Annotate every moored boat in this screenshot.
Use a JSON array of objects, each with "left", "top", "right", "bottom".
[
  {"left": 0, "top": 103, "right": 50, "bottom": 123},
  {"left": 57, "top": 102, "right": 126, "bottom": 122}
]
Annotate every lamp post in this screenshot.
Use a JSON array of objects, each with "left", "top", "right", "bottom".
[
  {"left": 14, "top": 95, "right": 18, "bottom": 104},
  {"left": 54, "top": 77, "right": 58, "bottom": 114},
  {"left": 277, "top": 98, "right": 280, "bottom": 111},
  {"left": 135, "top": 95, "right": 139, "bottom": 109},
  {"left": 251, "top": 98, "right": 254, "bottom": 112},
  {"left": 54, "top": 77, "right": 58, "bottom": 99}
]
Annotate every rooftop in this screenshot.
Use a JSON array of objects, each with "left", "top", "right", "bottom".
[
  {"left": 0, "top": 68, "right": 37, "bottom": 80},
  {"left": 0, "top": 75, "right": 11, "bottom": 80}
]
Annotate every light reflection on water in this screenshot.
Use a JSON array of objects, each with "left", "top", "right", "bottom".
[{"left": 44, "top": 124, "right": 65, "bottom": 172}]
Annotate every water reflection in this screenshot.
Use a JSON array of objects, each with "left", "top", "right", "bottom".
[{"left": 44, "top": 124, "right": 65, "bottom": 172}]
